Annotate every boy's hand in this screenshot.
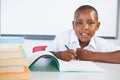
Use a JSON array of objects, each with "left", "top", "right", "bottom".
[
  {"left": 61, "top": 49, "right": 77, "bottom": 61},
  {"left": 76, "top": 48, "right": 94, "bottom": 60},
  {"left": 52, "top": 49, "right": 77, "bottom": 61}
]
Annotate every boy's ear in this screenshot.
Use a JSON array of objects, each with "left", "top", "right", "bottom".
[
  {"left": 72, "top": 21, "right": 75, "bottom": 29},
  {"left": 96, "top": 22, "right": 100, "bottom": 31}
]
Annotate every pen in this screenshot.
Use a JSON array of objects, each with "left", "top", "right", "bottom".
[
  {"left": 65, "top": 45, "right": 69, "bottom": 50},
  {"left": 65, "top": 45, "right": 78, "bottom": 60}
]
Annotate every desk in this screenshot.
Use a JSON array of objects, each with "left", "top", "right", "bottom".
[{"left": 30, "top": 58, "right": 120, "bottom": 80}]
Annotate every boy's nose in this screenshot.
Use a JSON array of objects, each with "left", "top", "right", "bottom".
[{"left": 82, "top": 23, "right": 88, "bottom": 30}]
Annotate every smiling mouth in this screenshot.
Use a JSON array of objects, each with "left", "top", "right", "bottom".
[{"left": 80, "top": 33, "right": 89, "bottom": 38}]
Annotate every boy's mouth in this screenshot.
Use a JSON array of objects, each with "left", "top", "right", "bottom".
[{"left": 80, "top": 33, "right": 89, "bottom": 38}]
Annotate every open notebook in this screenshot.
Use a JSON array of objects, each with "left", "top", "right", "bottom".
[{"left": 28, "top": 51, "right": 104, "bottom": 72}]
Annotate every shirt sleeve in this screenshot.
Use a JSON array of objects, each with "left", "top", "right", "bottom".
[{"left": 96, "top": 37, "right": 120, "bottom": 52}]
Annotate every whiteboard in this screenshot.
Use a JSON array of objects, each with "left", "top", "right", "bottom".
[{"left": 1, "top": 0, "right": 118, "bottom": 38}]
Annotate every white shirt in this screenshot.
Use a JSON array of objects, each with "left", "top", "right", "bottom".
[{"left": 46, "top": 29, "right": 120, "bottom": 52}]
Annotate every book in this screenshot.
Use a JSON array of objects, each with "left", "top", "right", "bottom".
[
  {"left": 0, "top": 37, "right": 24, "bottom": 43},
  {"left": 0, "top": 44, "right": 23, "bottom": 59},
  {"left": 29, "top": 51, "right": 104, "bottom": 72},
  {"left": 0, "top": 37, "right": 30, "bottom": 80},
  {"left": 0, "top": 66, "right": 25, "bottom": 73},
  {"left": 0, "top": 58, "right": 28, "bottom": 67},
  {"left": 0, "top": 43, "right": 28, "bottom": 66},
  {"left": 0, "top": 43, "right": 23, "bottom": 50},
  {"left": 0, "top": 66, "right": 30, "bottom": 80}
]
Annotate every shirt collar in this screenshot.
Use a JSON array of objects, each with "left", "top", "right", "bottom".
[
  {"left": 69, "top": 30, "right": 96, "bottom": 49},
  {"left": 88, "top": 36, "right": 96, "bottom": 50}
]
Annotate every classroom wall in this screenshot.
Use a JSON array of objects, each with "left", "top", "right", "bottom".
[
  {"left": 0, "top": 0, "right": 119, "bottom": 39},
  {"left": 1, "top": 0, "right": 118, "bottom": 38}
]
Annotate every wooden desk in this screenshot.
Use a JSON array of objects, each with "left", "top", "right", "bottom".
[{"left": 30, "top": 58, "right": 120, "bottom": 80}]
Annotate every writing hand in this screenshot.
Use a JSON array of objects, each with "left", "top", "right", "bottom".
[
  {"left": 65, "top": 45, "right": 78, "bottom": 60},
  {"left": 62, "top": 49, "right": 77, "bottom": 61}
]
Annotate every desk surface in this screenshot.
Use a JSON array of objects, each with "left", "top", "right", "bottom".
[{"left": 30, "top": 58, "right": 120, "bottom": 80}]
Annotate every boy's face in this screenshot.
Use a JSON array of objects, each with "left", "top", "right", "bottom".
[{"left": 72, "top": 9, "right": 100, "bottom": 43}]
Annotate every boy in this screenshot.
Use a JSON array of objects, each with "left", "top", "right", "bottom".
[{"left": 46, "top": 5, "right": 120, "bottom": 64}]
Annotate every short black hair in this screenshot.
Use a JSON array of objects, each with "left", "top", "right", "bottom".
[{"left": 74, "top": 5, "right": 98, "bottom": 20}]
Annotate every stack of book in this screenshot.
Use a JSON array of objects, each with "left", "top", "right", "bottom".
[{"left": 0, "top": 37, "right": 30, "bottom": 80}]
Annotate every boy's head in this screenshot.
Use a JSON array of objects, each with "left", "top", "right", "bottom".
[{"left": 72, "top": 5, "right": 100, "bottom": 43}]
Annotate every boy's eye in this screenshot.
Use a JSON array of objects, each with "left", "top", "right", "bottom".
[
  {"left": 75, "top": 21, "right": 95, "bottom": 26},
  {"left": 87, "top": 21, "right": 95, "bottom": 25},
  {"left": 76, "top": 21, "right": 83, "bottom": 25}
]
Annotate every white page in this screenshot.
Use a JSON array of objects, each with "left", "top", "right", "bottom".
[{"left": 58, "top": 60, "right": 104, "bottom": 72}]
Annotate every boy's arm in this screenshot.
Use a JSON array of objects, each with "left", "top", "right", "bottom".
[
  {"left": 50, "top": 49, "right": 77, "bottom": 61},
  {"left": 76, "top": 48, "right": 120, "bottom": 64}
]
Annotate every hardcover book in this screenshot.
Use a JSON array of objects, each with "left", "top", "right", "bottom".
[
  {"left": 0, "top": 44, "right": 23, "bottom": 59},
  {"left": 0, "top": 66, "right": 30, "bottom": 80},
  {"left": 0, "top": 37, "right": 24, "bottom": 43}
]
